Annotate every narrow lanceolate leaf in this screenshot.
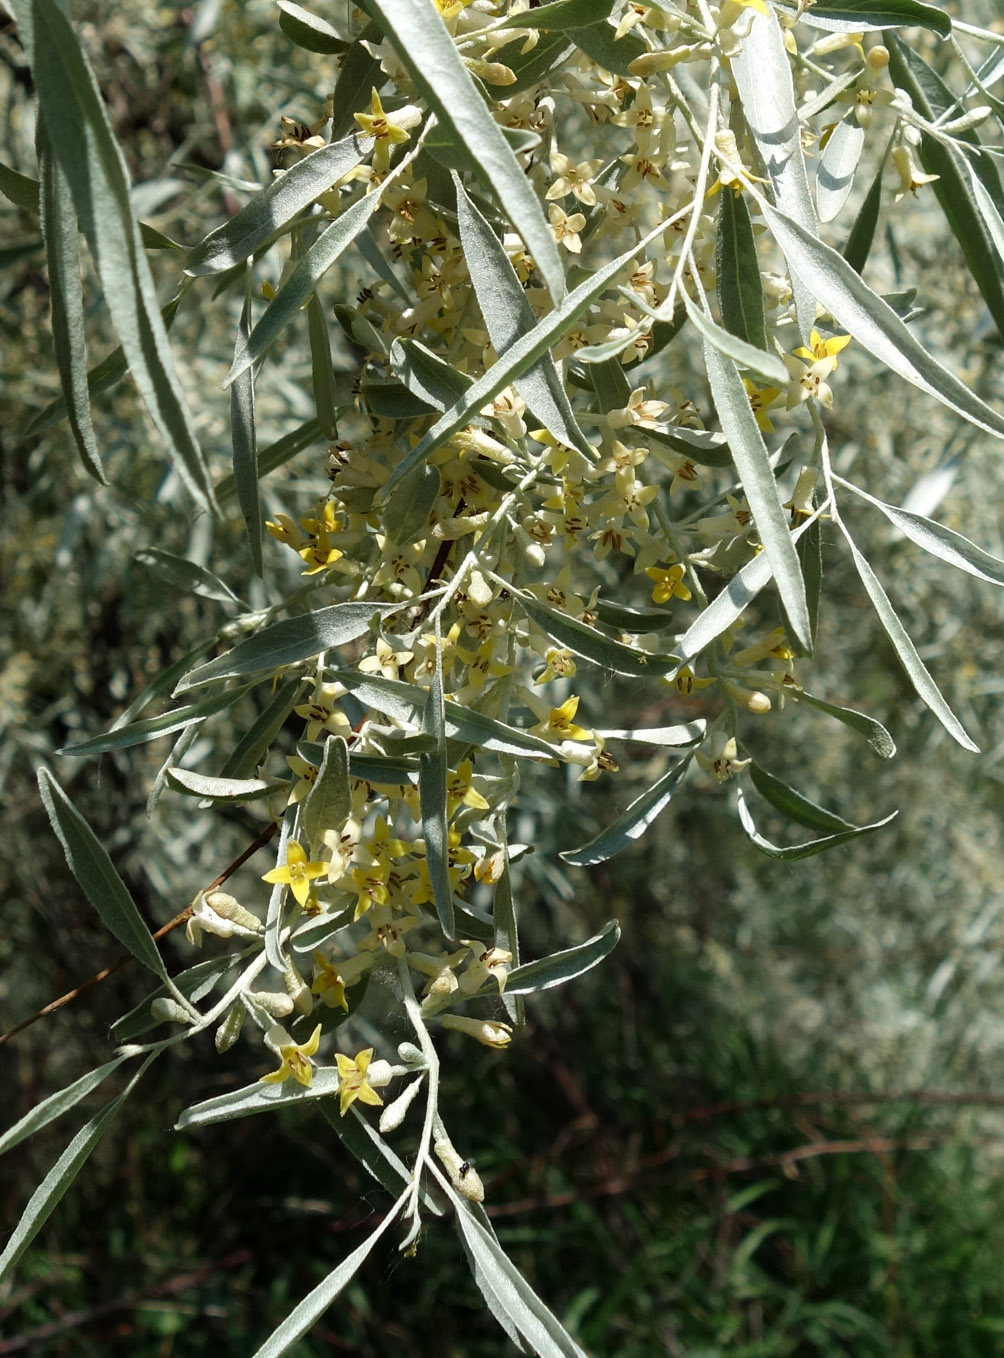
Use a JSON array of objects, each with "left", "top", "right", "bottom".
[
  {"left": 60, "top": 683, "right": 254, "bottom": 757},
  {"left": 420, "top": 671, "right": 455, "bottom": 940},
  {"left": 840, "top": 525, "right": 979, "bottom": 751},
  {"left": 0, "top": 158, "right": 41, "bottom": 212},
  {"left": 887, "top": 34, "right": 1004, "bottom": 338},
  {"left": 731, "top": 9, "right": 817, "bottom": 342},
  {"left": 277, "top": 0, "right": 348, "bottom": 53},
  {"left": 330, "top": 22, "right": 385, "bottom": 140},
  {"left": 251, "top": 1196, "right": 406, "bottom": 1358},
  {"left": 232, "top": 274, "right": 263, "bottom": 576},
  {"left": 214, "top": 418, "right": 323, "bottom": 506},
  {"left": 567, "top": 20, "right": 645, "bottom": 74},
  {"left": 597, "top": 721, "right": 705, "bottom": 747},
  {"left": 178, "top": 1067, "right": 345, "bottom": 1127},
  {"left": 842, "top": 161, "right": 882, "bottom": 274},
  {"left": 307, "top": 289, "right": 339, "bottom": 439},
  {"left": 383, "top": 461, "right": 441, "bottom": 547},
  {"left": 756, "top": 197, "right": 1004, "bottom": 441},
  {"left": 219, "top": 678, "right": 304, "bottom": 779},
  {"left": 11, "top": 0, "right": 215, "bottom": 511},
  {"left": 135, "top": 548, "right": 242, "bottom": 606},
  {"left": 111, "top": 952, "right": 248, "bottom": 1042},
  {"left": 737, "top": 785, "right": 897, "bottom": 859},
  {"left": 687, "top": 297, "right": 787, "bottom": 385},
  {"left": 38, "top": 769, "right": 169, "bottom": 980},
  {"left": 317, "top": 1101, "right": 443, "bottom": 1212},
  {"left": 703, "top": 342, "right": 811, "bottom": 651},
  {"left": 38, "top": 122, "right": 103, "bottom": 483},
  {"left": 514, "top": 587, "right": 679, "bottom": 677},
  {"left": 383, "top": 211, "right": 671, "bottom": 491},
  {"left": 716, "top": 188, "right": 768, "bottom": 352},
  {"left": 225, "top": 191, "right": 382, "bottom": 385},
  {"left": 454, "top": 1203, "right": 589, "bottom": 1358},
  {"left": 793, "top": 0, "right": 951, "bottom": 36},
  {"left": 793, "top": 689, "right": 896, "bottom": 758},
  {"left": 0, "top": 1063, "right": 151, "bottom": 1281},
  {"left": 837, "top": 476, "right": 1004, "bottom": 585},
  {"left": 816, "top": 119, "right": 864, "bottom": 224},
  {"left": 675, "top": 550, "right": 773, "bottom": 668},
  {"left": 506, "top": 920, "right": 620, "bottom": 996},
  {"left": 24, "top": 292, "right": 185, "bottom": 438},
  {"left": 389, "top": 338, "right": 472, "bottom": 412},
  {"left": 454, "top": 176, "right": 592, "bottom": 459},
  {"left": 185, "top": 133, "right": 367, "bottom": 274},
  {"left": 560, "top": 757, "right": 690, "bottom": 866},
  {"left": 332, "top": 670, "right": 561, "bottom": 760},
  {"left": 166, "top": 768, "right": 288, "bottom": 801},
  {"left": 749, "top": 762, "right": 857, "bottom": 833},
  {"left": 363, "top": 0, "right": 566, "bottom": 305},
  {"left": 303, "top": 735, "right": 351, "bottom": 856},
  {"left": 175, "top": 603, "right": 402, "bottom": 691},
  {"left": 0, "top": 1056, "right": 131, "bottom": 1157}
]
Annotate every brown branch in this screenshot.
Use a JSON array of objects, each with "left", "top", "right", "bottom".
[{"left": 0, "top": 821, "right": 277, "bottom": 1047}]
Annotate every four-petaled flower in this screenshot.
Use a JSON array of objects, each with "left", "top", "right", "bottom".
[
  {"left": 335, "top": 1048, "right": 385, "bottom": 1117},
  {"left": 261, "top": 1022, "right": 322, "bottom": 1088},
  {"left": 262, "top": 840, "right": 328, "bottom": 908},
  {"left": 645, "top": 563, "right": 692, "bottom": 604}
]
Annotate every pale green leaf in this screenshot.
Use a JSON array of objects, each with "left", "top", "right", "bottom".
[
  {"left": 38, "top": 769, "right": 170, "bottom": 980},
  {"left": 560, "top": 757, "right": 690, "bottom": 866},
  {"left": 506, "top": 920, "right": 620, "bottom": 995},
  {"left": 787, "top": 0, "right": 951, "bottom": 35},
  {"left": 454, "top": 1204, "right": 589, "bottom": 1358},
  {"left": 420, "top": 672, "right": 455, "bottom": 939},
  {"left": 514, "top": 586, "right": 679, "bottom": 677},
  {"left": 214, "top": 418, "right": 323, "bottom": 506},
  {"left": 749, "top": 762, "right": 856, "bottom": 833},
  {"left": 111, "top": 952, "right": 251, "bottom": 1042},
  {"left": 251, "top": 1197, "right": 405, "bottom": 1358},
  {"left": 389, "top": 337, "right": 472, "bottom": 412},
  {"left": 277, "top": 1, "right": 347, "bottom": 52},
  {"left": 11, "top": 0, "right": 215, "bottom": 511},
  {"left": 0, "top": 1055, "right": 131, "bottom": 1158},
  {"left": 703, "top": 340, "right": 811, "bottom": 650},
  {"left": 757, "top": 197, "right": 1004, "bottom": 440},
  {"left": 816, "top": 118, "right": 864, "bottom": 224},
  {"left": 567, "top": 20, "right": 645, "bottom": 74},
  {"left": 38, "top": 122, "right": 104, "bottom": 483},
  {"left": 219, "top": 678, "right": 305, "bottom": 779},
  {"left": 225, "top": 191, "right": 382, "bottom": 386},
  {"left": 842, "top": 161, "right": 882, "bottom": 274},
  {"left": 454, "top": 175, "right": 592, "bottom": 459},
  {"left": 232, "top": 272, "right": 263, "bottom": 575},
  {"left": 383, "top": 461, "right": 441, "bottom": 547},
  {"left": 303, "top": 735, "right": 351, "bottom": 856},
  {"left": 175, "top": 603, "right": 401, "bottom": 691},
  {"left": 135, "top": 548, "right": 242, "bottom": 606},
  {"left": 185, "top": 133, "right": 367, "bottom": 275},
  {"left": 737, "top": 785, "right": 897, "bottom": 859},
  {"left": 837, "top": 475, "right": 1004, "bottom": 585},
  {"left": 716, "top": 186, "right": 768, "bottom": 351},
  {"left": 687, "top": 297, "right": 787, "bottom": 384},
  {"left": 166, "top": 768, "right": 288, "bottom": 801},
  {"left": 731, "top": 9, "right": 817, "bottom": 342},
  {"left": 363, "top": 0, "right": 566, "bottom": 305},
  {"left": 794, "top": 689, "right": 895, "bottom": 757},
  {"left": 840, "top": 524, "right": 978, "bottom": 751},
  {"left": 598, "top": 721, "right": 705, "bottom": 746},
  {"left": 60, "top": 683, "right": 254, "bottom": 757}
]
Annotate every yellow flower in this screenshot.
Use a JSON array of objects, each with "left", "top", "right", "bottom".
[
  {"left": 645, "top": 563, "right": 692, "bottom": 604},
  {"left": 354, "top": 88, "right": 410, "bottom": 172},
  {"left": 793, "top": 329, "right": 852, "bottom": 366},
  {"left": 262, "top": 840, "right": 328, "bottom": 908},
  {"left": 335, "top": 1048, "right": 385, "bottom": 1117},
  {"left": 260, "top": 1023, "right": 322, "bottom": 1088},
  {"left": 743, "top": 378, "right": 782, "bottom": 434},
  {"left": 311, "top": 952, "right": 349, "bottom": 1011},
  {"left": 546, "top": 695, "right": 591, "bottom": 741}
]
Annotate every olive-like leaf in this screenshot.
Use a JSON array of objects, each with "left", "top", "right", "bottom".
[
  {"left": 174, "top": 603, "right": 402, "bottom": 691},
  {"left": 716, "top": 187, "right": 768, "bottom": 351},
  {"left": 793, "top": 689, "right": 896, "bottom": 758},
  {"left": 688, "top": 298, "right": 787, "bottom": 385},
  {"left": 816, "top": 118, "right": 865, "bottom": 224},
  {"left": 185, "top": 132, "right": 367, "bottom": 275},
  {"left": 790, "top": 0, "right": 951, "bottom": 35},
  {"left": 38, "top": 769, "right": 170, "bottom": 981},
  {"left": 0, "top": 1055, "right": 131, "bottom": 1158},
  {"left": 560, "top": 757, "right": 690, "bottom": 866},
  {"left": 514, "top": 587, "right": 679, "bottom": 677},
  {"left": 166, "top": 768, "right": 288, "bottom": 801},
  {"left": 389, "top": 337, "right": 472, "bottom": 412},
  {"left": 598, "top": 722, "right": 705, "bottom": 747},
  {"left": 232, "top": 271, "right": 263, "bottom": 575},
  {"left": 364, "top": 0, "right": 565, "bottom": 305},
  {"left": 277, "top": 1, "right": 348, "bottom": 53},
  {"left": 135, "top": 548, "right": 242, "bottom": 606},
  {"left": 419, "top": 671, "right": 455, "bottom": 939},
  {"left": 303, "top": 735, "right": 351, "bottom": 857},
  {"left": 214, "top": 418, "right": 323, "bottom": 506},
  {"left": 60, "top": 683, "right": 254, "bottom": 757},
  {"left": 506, "top": 920, "right": 620, "bottom": 996},
  {"left": 737, "top": 785, "right": 897, "bottom": 859}
]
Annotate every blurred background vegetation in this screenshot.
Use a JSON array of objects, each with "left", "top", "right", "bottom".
[{"left": 3, "top": 2, "right": 1004, "bottom": 1354}]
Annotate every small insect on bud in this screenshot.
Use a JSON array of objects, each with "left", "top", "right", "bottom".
[{"left": 434, "top": 1134, "right": 486, "bottom": 1203}]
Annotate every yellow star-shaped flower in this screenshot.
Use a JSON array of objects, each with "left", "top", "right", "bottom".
[
  {"left": 335, "top": 1048, "right": 385, "bottom": 1117},
  {"left": 262, "top": 840, "right": 328, "bottom": 908},
  {"left": 260, "top": 1023, "right": 322, "bottom": 1088}
]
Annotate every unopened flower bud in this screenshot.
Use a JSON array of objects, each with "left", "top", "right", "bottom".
[
  {"left": 249, "top": 990, "right": 296, "bottom": 1019},
  {"left": 438, "top": 1014, "right": 513, "bottom": 1048},
  {"left": 867, "top": 44, "right": 889, "bottom": 70},
  {"left": 151, "top": 997, "right": 193, "bottom": 1025},
  {"left": 215, "top": 1004, "right": 245, "bottom": 1053},
  {"left": 467, "top": 569, "right": 494, "bottom": 608},
  {"left": 379, "top": 1075, "right": 424, "bottom": 1134},
  {"left": 204, "top": 891, "right": 263, "bottom": 933},
  {"left": 283, "top": 961, "right": 314, "bottom": 1016},
  {"left": 397, "top": 1041, "right": 424, "bottom": 1064}
]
